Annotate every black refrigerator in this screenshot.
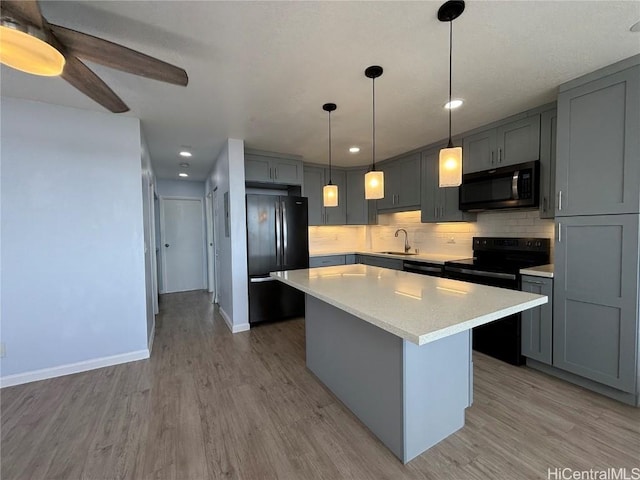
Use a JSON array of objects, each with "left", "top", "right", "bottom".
[{"left": 246, "top": 194, "right": 309, "bottom": 324}]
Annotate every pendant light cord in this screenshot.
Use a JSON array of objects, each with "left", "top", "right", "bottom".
[
  {"left": 328, "top": 111, "right": 333, "bottom": 184},
  {"left": 372, "top": 76, "right": 376, "bottom": 171},
  {"left": 447, "top": 19, "right": 454, "bottom": 149}
]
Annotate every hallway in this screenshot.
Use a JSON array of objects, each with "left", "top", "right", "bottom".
[{"left": 1, "top": 291, "right": 638, "bottom": 479}]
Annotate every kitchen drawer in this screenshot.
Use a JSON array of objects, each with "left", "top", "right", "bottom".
[{"left": 309, "top": 255, "right": 347, "bottom": 268}]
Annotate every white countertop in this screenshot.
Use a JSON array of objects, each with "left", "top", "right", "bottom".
[
  {"left": 271, "top": 265, "right": 547, "bottom": 346},
  {"left": 309, "top": 251, "right": 468, "bottom": 265},
  {"left": 520, "top": 264, "right": 554, "bottom": 278}
]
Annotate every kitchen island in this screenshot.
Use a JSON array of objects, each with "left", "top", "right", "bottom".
[{"left": 271, "top": 264, "right": 547, "bottom": 463}]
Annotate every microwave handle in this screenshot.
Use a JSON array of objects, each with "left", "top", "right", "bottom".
[{"left": 512, "top": 171, "right": 520, "bottom": 200}]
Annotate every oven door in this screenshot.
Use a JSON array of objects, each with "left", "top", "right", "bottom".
[{"left": 445, "top": 266, "right": 524, "bottom": 365}]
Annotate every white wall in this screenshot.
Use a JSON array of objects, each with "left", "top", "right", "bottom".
[
  {"left": 156, "top": 179, "right": 205, "bottom": 198},
  {"left": 206, "top": 139, "right": 249, "bottom": 333},
  {"left": 0, "top": 98, "right": 149, "bottom": 386}
]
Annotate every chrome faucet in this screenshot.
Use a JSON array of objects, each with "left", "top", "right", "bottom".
[{"left": 394, "top": 228, "right": 411, "bottom": 253}]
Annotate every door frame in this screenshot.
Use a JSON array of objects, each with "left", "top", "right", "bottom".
[
  {"left": 205, "top": 191, "right": 216, "bottom": 299},
  {"left": 159, "top": 195, "right": 207, "bottom": 294},
  {"left": 149, "top": 183, "right": 159, "bottom": 314},
  {"left": 212, "top": 188, "right": 220, "bottom": 304}
]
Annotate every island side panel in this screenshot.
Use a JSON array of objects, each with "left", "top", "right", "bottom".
[
  {"left": 402, "top": 331, "right": 470, "bottom": 464},
  {"left": 305, "top": 295, "right": 404, "bottom": 460}
]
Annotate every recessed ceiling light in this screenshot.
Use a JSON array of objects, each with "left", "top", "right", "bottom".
[
  {"left": 179, "top": 172, "right": 189, "bottom": 177},
  {"left": 444, "top": 99, "right": 463, "bottom": 109},
  {"left": 349, "top": 146, "right": 360, "bottom": 153},
  {"left": 631, "top": 20, "right": 640, "bottom": 32},
  {"left": 179, "top": 162, "right": 190, "bottom": 168},
  {"left": 179, "top": 151, "right": 192, "bottom": 157}
]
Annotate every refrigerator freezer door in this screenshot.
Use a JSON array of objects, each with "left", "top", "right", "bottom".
[
  {"left": 246, "top": 194, "right": 279, "bottom": 276},
  {"left": 280, "top": 196, "right": 309, "bottom": 270}
]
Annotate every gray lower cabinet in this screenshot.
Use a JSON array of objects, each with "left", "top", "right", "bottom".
[
  {"left": 553, "top": 214, "right": 639, "bottom": 393},
  {"left": 555, "top": 63, "right": 640, "bottom": 216},
  {"left": 346, "top": 168, "right": 377, "bottom": 225},
  {"left": 539, "top": 109, "right": 557, "bottom": 219},
  {"left": 521, "top": 275, "right": 553, "bottom": 365},
  {"left": 245, "top": 153, "right": 303, "bottom": 185},
  {"left": 462, "top": 115, "right": 541, "bottom": 173},
  {"left": 303, "top": 166, "right": 346, "bottom": 225},
  {"left": 356, "top": 255, "right": 403, "bottom": 271},
  {"left": 420, "top": 148, "right": 476, "bottom": 223},
  {"left": 377, "top": 153, "right": 421, "bottom": 212}
]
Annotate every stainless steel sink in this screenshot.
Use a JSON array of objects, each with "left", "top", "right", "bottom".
[{"left": 377, "top": 251, "right": 418, "bottom": 256}]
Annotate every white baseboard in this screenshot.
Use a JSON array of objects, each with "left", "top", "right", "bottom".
[
  {"left": 219, "top": 307, "right": 250, "bottom": 334},
  {"left": 233, "top": 322, "right": 250, "bottom": 333},
  {"left": 0, "top": 349, "right": 150, "bottom": 388},
  {"left": 148, "top": 320, "right": 156, "bottom": 354}
]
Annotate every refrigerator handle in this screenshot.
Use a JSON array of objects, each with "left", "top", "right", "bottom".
[
  {"left": 275, "top": 200, "right": 281, "bottom": 266},
  {"left": 281, "top": 200, "right": 288, "bottom": 267}
]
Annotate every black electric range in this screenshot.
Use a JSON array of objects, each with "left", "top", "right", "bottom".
[{"left": 444, "top": 237, "right": 550, "bottom": 365}]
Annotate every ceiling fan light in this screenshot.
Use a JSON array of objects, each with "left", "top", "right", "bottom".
[
  {"left": 439, "top": 146, "right": 462, "bottom": 187},
  {"left": 0, "top": 24, "right": 65, "bottom": 76},
  {"left": 365, "top": 170, "right": 384, "bottom": 199},
  {"left": 323, "top": 184, "right": 338, "bottom": 207}
]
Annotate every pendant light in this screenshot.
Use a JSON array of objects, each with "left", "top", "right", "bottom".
[
  {"left": 438, "top": 0, "right": 465, "bottom": 187},
  {"left": 364, "top": 65, "right": 384, "bottom": 200},
  {"left": 322, "top": 103, "right": 338, "bottom": 207},
  {"left": 0, "top": 18, "right": 65, "bottom": 76}
]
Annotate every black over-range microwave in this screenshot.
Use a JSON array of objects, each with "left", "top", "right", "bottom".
[{"left": 459, "top": 160, "right": 540, "bottom": 211}]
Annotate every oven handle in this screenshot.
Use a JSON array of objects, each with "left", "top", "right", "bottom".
[{"left": 445, "top": 266, "right": 517, "bottom": 281}]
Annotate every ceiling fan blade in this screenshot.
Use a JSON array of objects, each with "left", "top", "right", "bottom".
[
  {"left": 0, "top": 0, "right": 44, "bottom": 29},
  {"left": 49, "top": 24, "right": 188, "bottom": 86},
  {"left": 62, "top": 55, "right": 129, "bottom": 113}
]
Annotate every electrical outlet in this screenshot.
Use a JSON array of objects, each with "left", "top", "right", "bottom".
[
  {"left": 447, "top": 237, "right": 456, "bottom": 244},
  {"left": 0, "top": 343, "right": 5, "bottom": 358}
]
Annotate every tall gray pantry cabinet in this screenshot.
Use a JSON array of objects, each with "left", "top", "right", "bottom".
[{"left": 553, "top": 55, "right": 640, "bottom": 405}]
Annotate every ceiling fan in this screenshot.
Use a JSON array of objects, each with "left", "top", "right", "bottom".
[{"left": 0, "top": 0, "right": 188, "bottom": 113}]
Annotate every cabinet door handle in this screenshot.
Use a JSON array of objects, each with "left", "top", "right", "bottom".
[
  {"left": 498, "top": 148, "right": 502, "bottom": 163},
  {"left": 440, "top": 206, "right": 444, "bottom": 217},
  {"left": 491, "top": 151, "right": 495, "bottom": 165},
  {"left": 274, "top": 167, "right": 278, "bottom": 179},
  {"left": 434, "top": 207, "right": 438, "bottom": 218},
  {"left": 558, "top": 191, "right": 562, "bottom": 211},
  {"left": 542, "top": 197, "right": 547, "bottom": 212},
  {"left": 557, "top": 223, "right": 562, "bottom": 242}
]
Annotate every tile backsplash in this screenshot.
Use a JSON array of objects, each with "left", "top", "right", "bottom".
[{"left": 310, "top": 209, "right": 555, "bottom": 261}]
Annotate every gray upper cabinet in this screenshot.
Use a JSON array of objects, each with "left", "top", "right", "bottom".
[
  {"left": 245, "top": 153, "right": 303, "bottom": 185},
  {"left": 377, "top": 153, "right": 421, "bottom": 212},
  {"left": 521, "top": 275, "right": 553, "bottom": 365},
  {"left": 303, "top": 166, "right": 346, "bottom": 226},
  {"left": 304, "top": 166, "right": 324, "bottom": 226},
  {"left": 462, "top": 115, "right": 540, "bottom": 173},
  {"left": 555, "top": 64, "right": 640, "bottom": 216},
  {"left": 495, "top": 116, "right": 540, "bottom": 167},
  {"left": 346, "top": 168, "right": 376, "bottom": 225},
  {"left": 539, "top": 109, "right": 557, "bottom": 219},
  {"left": 462, "top": 129, "right": 496, "bottom": 173},
  {"left": 553, "top": 214, "right": 639, "bottom": 393},
  {"left": 421, "top": 148, "right": 476, "bottom": 223}
]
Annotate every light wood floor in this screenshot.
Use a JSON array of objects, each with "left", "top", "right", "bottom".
[{"left": 2, "top": 291, "right": 639, "bottom": 480}]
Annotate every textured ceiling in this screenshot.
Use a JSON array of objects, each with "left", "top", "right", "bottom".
[{"left": 1, "top": 1, "right": 639, "bottom": 181}]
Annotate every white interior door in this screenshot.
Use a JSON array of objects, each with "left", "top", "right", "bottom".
[{"left": 160, "top": 197, "right": 206, "bottom": 293}]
